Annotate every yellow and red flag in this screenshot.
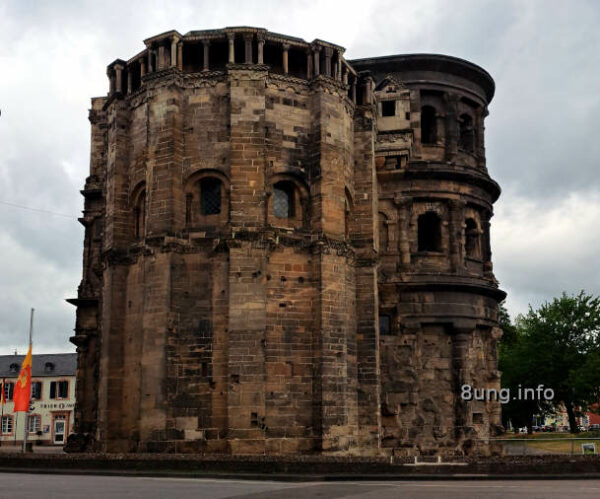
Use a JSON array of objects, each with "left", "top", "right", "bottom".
[
  {"left": 13, "top": 345, "right": 32, "bottom": 412},
  {"left": 0, "top": 379, "right": 5, "bottom": 405}
]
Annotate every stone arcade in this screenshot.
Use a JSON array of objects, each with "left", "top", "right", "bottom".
[{"left": 68, "top": 27, "right": 505, "bottom": 456}]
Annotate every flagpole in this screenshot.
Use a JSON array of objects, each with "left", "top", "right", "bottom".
[{"left": 22, "top": 308, "right": 34, "bottom": 453}]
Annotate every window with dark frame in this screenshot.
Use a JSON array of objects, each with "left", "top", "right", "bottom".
[
  {"left": 1, "top": 415, "right": 13, "bottom": 434},
  {"left": 50, "top": 380, "right": 69, "bottom": 400},
  {"left": 3, "top": 382, "right": 14, "bottom": 401},
  {"left": 31, "top": 381, "right": 42, "bottom": 400},
  {"left": 27, "top": 414, "right": 41, "bottom": 433},
  {"left": 381, "top": 100, "right": 396, "bottom": 117},
  {"left": 200, "top": 178, "right": 222, "bottom": 215}
]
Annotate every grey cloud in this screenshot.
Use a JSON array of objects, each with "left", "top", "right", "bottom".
[{"left": 0, "top": 0, "right": 598, "bottom": 352}]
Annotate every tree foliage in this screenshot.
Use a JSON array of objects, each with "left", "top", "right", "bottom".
[{"left": 499, "top": 292, "right": 600, "bottom": 433}]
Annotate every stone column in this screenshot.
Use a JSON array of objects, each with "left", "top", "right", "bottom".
[
  {"left": 451, "top": 326, "right": 474, "bottom": 443},
  {"left": 158, "top": 45, "right": 166, "bottom": 71},
  {"left": 115, "top": 63, "right": 124, "bottom": 94},
  {"left": 257, "top": 34, "right": 264, "bottom": 64},
  {"left": 336, "top": 50, "right": 343, "bottom": 81},
  {"left": 342, "top": 67, "right": 348, "bottom": 86},
  {"left": 126, "top": 69, "right": 132, "bottom": 94},
  {"left": 282, "top": 43, "right": 289, "bottom": 74},
  {"left": 444, "top": 92, "right": 459, "bottom": 161},
  {"left": 147, "top": 49, "right": 153, "bottom": 73},
  {"left": 306, "top": 47, "right": 313, "bottom": 79},
  {"left": 140, "top": 58, "right": 146, "bottom": 78},
  {"left": 107, "top": 68, "right": 115, "bottom": 95},
  {"left": 202, "top": 41, "right": 210, "bottom": 71},
  {"left": 170, "top": 37, "right": 177, "bottom": 67},
  {"left": 323, "top": 47, "right": 332, "bottom": 77},
  {"left": 476, "top": 106, "right": 488, "bottom": 169},
  {"left": 244, "top": 34, "right": 253, "bottom": 64},
  {"left": 449, "top": 199, "right": 466, "bottom": 273},
  {"left": 395, "top": 196, "right": 412, "bottom": 268},
  {"left": 312, "top": 45, "right": 321, "bottom": 76},
  {"left": 177, "top": 41, "right": 183, "bottom": 71},
  {"left": 227, "top": 33, "right": 235, "bottom": 63},
  {"left": 351, "top": 75, "right": 357, "bottom": 103}
]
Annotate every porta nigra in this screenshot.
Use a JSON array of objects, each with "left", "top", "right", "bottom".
[{"left": 68, "top": 26, "right": 505, "bottom": 457}]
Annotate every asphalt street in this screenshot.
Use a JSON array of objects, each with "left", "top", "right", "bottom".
[{"left": 2, "top": 473, "right": 600, "bottom": 498}]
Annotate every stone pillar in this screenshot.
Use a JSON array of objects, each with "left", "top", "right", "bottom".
[
  {"left": 244, "top": 34, "right": 253, "bottom": 64},
  {"left": 395, "top": 196, "right": 412, "bottom": 268},
  {"left": 115, "top": 64, "right": 124, "bottom": 94},
  {"left": 140, "top": 58, "right": 146, "bottom": 78},
  {"left": 170, "top": 37, "right": 177, "bottom": 67},
  {"left": 323, "top": 47, "right": 332, "bottom": 77},
  {"left": 158, "top": 45, "right": 166, "bottom": 71},
  {"left": 147, "top": 49, "right": 153, "bottom": 73},
  {"left": 363, "top": 75, "right": 374, "bottom": 105},
  {"left": 337, "top": 51, "right": 343, "bottom": 81},
  {"left": 476, "top": 106, "right": 488, "bottom": 169},
  {"left": 257, "top": 34, "right": 264, "bottom": 64},
  {"left": 449, "top": 199, "right": 466, "bottom": 272},
  {"left": 126, "top": 69, "right": 132, "bottom": 94},
  {"left": 306, "top": 48, "right": 313, "bottom": 79},
  {"left": 107, "top": 68, "right": 115, "bottom": 95},
  {"left": 444, "top": 92, "right": 459, "bottom": 161},
  {"left": 282, "top": 43, "right": 289, "bottom": 74},
  {"left": 313, "top": 45, "right": 321, "bottom": 76},
  {"left": 227, "top": 33, "right": 235, "bottom": 63},
  {"left": 342, "top": 67, "right": 348, "bottom": 86},
  {"left": 451, "top": 328, "right": 473, "bottom": 443},
  {"left": 177, "top": 41, "right": 183, "bottom": 71},
  {"left": 202, "top": 41, "right": 210, "bottom": 71},
  {"left": 351, "top": 75, "right": 357, "bottom": 103}
]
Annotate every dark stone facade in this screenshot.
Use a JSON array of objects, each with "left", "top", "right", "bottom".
[{"left": 69, "top": 27, "right": 505, "bottom": 457}]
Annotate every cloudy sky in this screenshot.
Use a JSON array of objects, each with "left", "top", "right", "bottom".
[{"left": 1, "top": 0, "right": 599, "bottom": 353}]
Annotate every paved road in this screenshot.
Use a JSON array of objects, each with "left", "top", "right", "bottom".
[{"left": 3, "top": 473, "right": 600, "bottom": 498}]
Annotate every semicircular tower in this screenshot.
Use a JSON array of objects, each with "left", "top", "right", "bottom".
[{"left": 350, "top": 54, "right": 505, "bottom": 456}]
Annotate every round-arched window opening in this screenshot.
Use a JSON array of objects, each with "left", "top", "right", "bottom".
[
  {"left": 273, "top": 182, "right": 295, "bottom": 219},
  {"left": 200, "top": 177, "right": 222, "bottom": 215},
  {"left": 421, "top": 105, "right": 437, "bottom": 144},
  {"left": 418, "top": 211, "right": 442, "bottom": 252},
  {"left": 465, "top": 218, "right": 481, "bottom": 259},
  {"left": 459, "top": 113, "right": 474, "bottom": 153}
]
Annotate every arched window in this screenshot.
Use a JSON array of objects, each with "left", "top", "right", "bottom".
[
  {"left": 200, "top": 177, "right": 222, "bottom": 215},
  {"left": 418, "top": 211, "right": 442, "bottom": 252},
  {"left": 421, "top": 105, "right": 437, "bottom": 144},
  {"left": 134, "top": 191, "right": 146, "bottom": 239},
  {"left": 465, "top": 218, "right": 481, "bottom": 259},
  {"left": 273, "top": 181, "right": 295, "bottom": 219},
  {"left": 459, "top": 113, "right": 474, "bottom": 152}
]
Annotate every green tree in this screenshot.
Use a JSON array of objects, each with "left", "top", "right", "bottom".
[{"left": 500, "top": 292, "right": 600, "bottom": 434}]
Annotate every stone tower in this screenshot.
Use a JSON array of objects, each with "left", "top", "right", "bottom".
[{"left": 69, "top": 27, "right": 505, "bottom": 457}]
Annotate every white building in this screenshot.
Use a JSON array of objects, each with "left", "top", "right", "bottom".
[{"left": 0, "top": 353, "right": 76, "bottom": 447}]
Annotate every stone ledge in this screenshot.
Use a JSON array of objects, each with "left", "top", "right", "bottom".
[{"left": 0, "top": 453, "right": 599, "bottom": 478}]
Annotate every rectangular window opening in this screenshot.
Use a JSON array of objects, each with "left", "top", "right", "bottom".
[{"left": 381, "top": 100, "right": 396, "bottom": 117}]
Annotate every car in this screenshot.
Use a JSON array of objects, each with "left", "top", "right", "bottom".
[{"left": 589, "top": 424, "right": 600, "bottom": 431}]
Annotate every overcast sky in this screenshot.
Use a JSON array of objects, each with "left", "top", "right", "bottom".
[{"left": 1, "top": 0, "right": 599, "bottom": 354}]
